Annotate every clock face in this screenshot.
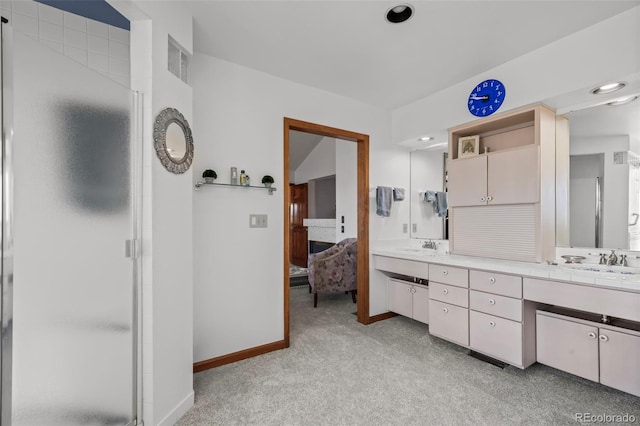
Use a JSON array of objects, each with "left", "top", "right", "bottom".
[{"left": 468, "top": 79, "right": 506, "bottom": 117}]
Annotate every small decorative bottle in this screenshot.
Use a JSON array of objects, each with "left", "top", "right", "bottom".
[
  {"left": 230, "top": 167, "right": 238, "bottom": 185},
  {"left": 239, "top": 169, "right": 247, "bottom": 186}
]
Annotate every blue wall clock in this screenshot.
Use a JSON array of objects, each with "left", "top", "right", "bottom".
[{"left": 468, "top": 79, "right": 506, "bottom": 117}]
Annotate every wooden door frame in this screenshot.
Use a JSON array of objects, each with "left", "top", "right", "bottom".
[{"left": 284, "top": 117, "right": 371, "bottom": 347}]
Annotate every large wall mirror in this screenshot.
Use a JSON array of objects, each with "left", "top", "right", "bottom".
[
  {"left": 547, "top": 79, "right": 640, "bottom": 251},
  {"left": 409, "top": 148, "right": 448, "bottom": 239}
]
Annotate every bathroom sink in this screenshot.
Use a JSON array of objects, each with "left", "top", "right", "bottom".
[{"left": 394, "top": 247, "right": 439, "bottom": 255}]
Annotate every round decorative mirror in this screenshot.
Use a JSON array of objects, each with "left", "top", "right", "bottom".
[{"left": 153, "top": 108, "right": 194, "bottom": 174}]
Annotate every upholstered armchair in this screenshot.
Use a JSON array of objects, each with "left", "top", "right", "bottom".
[{"left": 307, "top": 238, "right": 357, "bottom": 307}]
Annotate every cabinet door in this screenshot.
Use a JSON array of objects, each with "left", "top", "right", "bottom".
[
  {"left": 429, "top": 299, "right": 469, "bottom": 346},
  {"left": 448, "top": 156, "right": 487, "bottom": 207},
  {"left": 487, "top": 146, "right": 539, "bottom": 205},
  {"left": 412, "top": 285, "right": 429, "bottom": 324},
  {"left": 536, "top": 313, "right": 599, "bottom": 382},
  {"left": 599, "top": 329, "right": 640, "bottom": 397},
  {"left": 387, "top": 279, "right": 413, "bottom": 318}
]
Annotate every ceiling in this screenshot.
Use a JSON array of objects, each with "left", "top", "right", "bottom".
[
  {"left": 190, "top": 1, "right": 639, "bottom": 110},
  {"left": 289, "top": 130, "right": 323, "bottom": 171}
]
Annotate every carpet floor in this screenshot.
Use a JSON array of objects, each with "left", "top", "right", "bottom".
[{"left": 177, "top": 287, "right": 640, "bottom": 425}]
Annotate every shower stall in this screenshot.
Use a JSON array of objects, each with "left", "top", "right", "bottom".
[{"left": 1, "top": 19, "right": 140, "bottom": 426}]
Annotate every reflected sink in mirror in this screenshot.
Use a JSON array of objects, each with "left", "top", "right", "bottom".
[{"left": 558, "top": 263, "right": 640, "bottom": 276}]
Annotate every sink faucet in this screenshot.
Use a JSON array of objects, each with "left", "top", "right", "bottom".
[
  {"left": 620, "top": 254, "right": 628, "bottom": 267},
  {"left": 599, "top": 253, "right": 607, "bottom": 265},
  {"left": 607, "top": 250, "right": 618, "bottom": 266},
  {"left": 422, "top": 239, "right": 437, "bottom": 250}
]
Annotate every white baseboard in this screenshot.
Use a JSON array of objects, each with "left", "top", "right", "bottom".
[{"left": 157, "top": 390, "right": 195, "bottom": 426}]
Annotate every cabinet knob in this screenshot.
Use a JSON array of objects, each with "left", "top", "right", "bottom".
[
  {"left": 442, "top": 270, "right": 448, "bottom": 275},
  {"left": 489, "top": 321, "right": 496, "bottom": 327},
  {"left": 588, "top": 332, "right": 597, "bottom": 339},
  {"left": 599, "top": 334, "right": 609, "bottom": 342},
  {"left": 489, "top": 299, "right": 495, "bottom": 305},
  {"left": 489, "top": 277, "right": 496, "bottom": 284},
  {"left": 480, "top": 196, "right": 486, "bottom": 202},
  {"left": 487, "top": 195, "right": 493, "bottom": 202},
  {"left": 443, "top": 307, "right": 448, "bottom": 313},
  {"left": 443, "top": 289, "right": 448, "bottom": 294},
  {"left": 407, "top": 288, "right": 412, "bottom": 292}
]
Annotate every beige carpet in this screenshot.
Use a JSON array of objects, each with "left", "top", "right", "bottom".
[{"left": 177, "top": 287, "right": 640, "bottom": 425}]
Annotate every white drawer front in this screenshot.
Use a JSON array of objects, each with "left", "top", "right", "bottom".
[
  {"left": 429, "top": 282, "right": 468, "bottom": 308},
  {"left": 470, "top": 290, "right": 522, "bottom": 322},
  {"left": 470, "top": 270, "right": 522, "bottom": 298},
  {"left": 470, "top": 310, "right": 522, "bottom": 366},
  {"left": 374, "top": 255, "right": 429, "bottom": 280},
  {"left": 429, "top": 264, "right": 468, "bottom": 288},
  {"left": 428, "top": 299, "right": 469, "bottom": 346}
]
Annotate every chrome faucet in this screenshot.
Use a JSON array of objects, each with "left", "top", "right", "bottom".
[
  {"left": 606, "top": 250, "right": 618, "bottom": 266},
  {"left": 422, "top": 239, "right": 437, "bottom": 250},
  {"left": 620, "top": 254, "right": 628, "bottom": 267},
  {"left": 599, "top": 253, "right": 608, "bottom": 265}
]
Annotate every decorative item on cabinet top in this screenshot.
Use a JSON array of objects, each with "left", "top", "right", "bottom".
[
  {"left": 261, "top": 175, "right": 275, "bottom": 188},
  {"left": 458, "top": 135, "right": 480, "bottom": 158}
]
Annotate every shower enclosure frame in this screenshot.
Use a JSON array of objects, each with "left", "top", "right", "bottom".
[{"left": 0, "top": 18, "right": 143, "bottom": 425}]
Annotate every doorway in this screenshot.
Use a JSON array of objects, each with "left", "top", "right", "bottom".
[{"left": 283, "top": 118, "right": 370, "bottom": 347}]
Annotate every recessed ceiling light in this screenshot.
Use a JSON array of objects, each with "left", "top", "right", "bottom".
[
  {"left": 418, "top": 136, "right": 434, "bottom": 142},
  {"left": 386, "top": 4, "right": 413, "bottom": 24},
  {"left": 590, "top": 82, "right": 626, "bottom": 95},
  {"left": 606, "top": 95, "right": 638, "bottom": 106}
]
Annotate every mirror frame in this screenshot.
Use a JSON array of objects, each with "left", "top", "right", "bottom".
[{"left": 153, "top": 107, "right": 194, "bottom": 174}]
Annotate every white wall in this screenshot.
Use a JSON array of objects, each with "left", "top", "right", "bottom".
[
  {"left": 191, "top": 53, "right": 404, "bottom": 363},
  {"left": 294, "top": 137, "right": 335, "bottom": 183},
  {"left": 571, "top": 136, "right": 630, "bottom": 249},
  {"left": 336, "top": 140, "right": 358, "bottom": 240},
  {"left": 119, "top": 1, "right": 194, "bottom": 424},
  {"left": 392, "top": 6, "right": 640, "bottom": 145}
]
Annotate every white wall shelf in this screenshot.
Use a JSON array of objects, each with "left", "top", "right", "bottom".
[{"left": 194, "top": 181, "right": 277, "bottom": 195}]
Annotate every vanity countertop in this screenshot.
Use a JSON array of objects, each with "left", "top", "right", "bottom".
[{"left": 371, "top": 247, "right": 640, "bottom": 294}]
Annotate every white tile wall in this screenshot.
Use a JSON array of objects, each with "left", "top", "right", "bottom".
[{"left": 5, "top": 1, "right": 130, "bottom": 88}]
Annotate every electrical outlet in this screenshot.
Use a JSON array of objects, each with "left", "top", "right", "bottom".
[
  {"left": 412, "top": 223, "right": 417, "bottom": 233},
  {"left": 250, "top": 214, "right": 268, "bottom": 228},
  {"left": 403, "top": 224, "right": 408, "bottom": 233}
]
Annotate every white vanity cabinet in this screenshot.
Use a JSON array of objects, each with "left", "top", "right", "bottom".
[
  {"left": 428, "top": 265, "right": 469, "bottom": 346},
  {"left": 536, "top": 311, "right": 640, "bottom": 397},
  {"left": 468, "top": 270, "right": 535, "bottom": 368},
  {"left": 387, "top": 278, "right": 429, "bottom": 325}
]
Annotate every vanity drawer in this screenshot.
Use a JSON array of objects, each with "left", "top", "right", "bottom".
[
  {"left": 428, "top": 299, "right": 469, "bottom": 347},
  {"left": 429, "top": 264, "right": 468, "bottom": 288},
  {"left": 374, "top": 256, "right": 429, "bottom": 280},
  {"left": 470, "top": 310, "right": 523, "bottom": 367},
  {"left": 470, "top": 290, "right": 522, "bottom": 322},
  {"left": 470, "top": 270, "right": 522, "bottom": 298},
  {"left": 430, "top": 282, "right": 468, "bottom": 308}
]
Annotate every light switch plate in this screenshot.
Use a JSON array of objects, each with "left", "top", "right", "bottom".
[
  {"left": 403, "top": 224, "right": 408, "bottom": 233},
  {"left": 250, "top": 214, "right": 268, "bottom": 228}
]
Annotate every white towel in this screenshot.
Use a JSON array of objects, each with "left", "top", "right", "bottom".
[{"left": 376, "top": 186, "right": 393, "bottom": 217}]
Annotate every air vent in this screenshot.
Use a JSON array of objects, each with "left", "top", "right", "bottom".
[{"left": 168, "top": 36, "right": 188, "bottom": 83}]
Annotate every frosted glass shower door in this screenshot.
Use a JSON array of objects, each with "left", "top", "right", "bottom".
[{"left": 10, "top": 32, "right": 137, "bottom": 425}]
